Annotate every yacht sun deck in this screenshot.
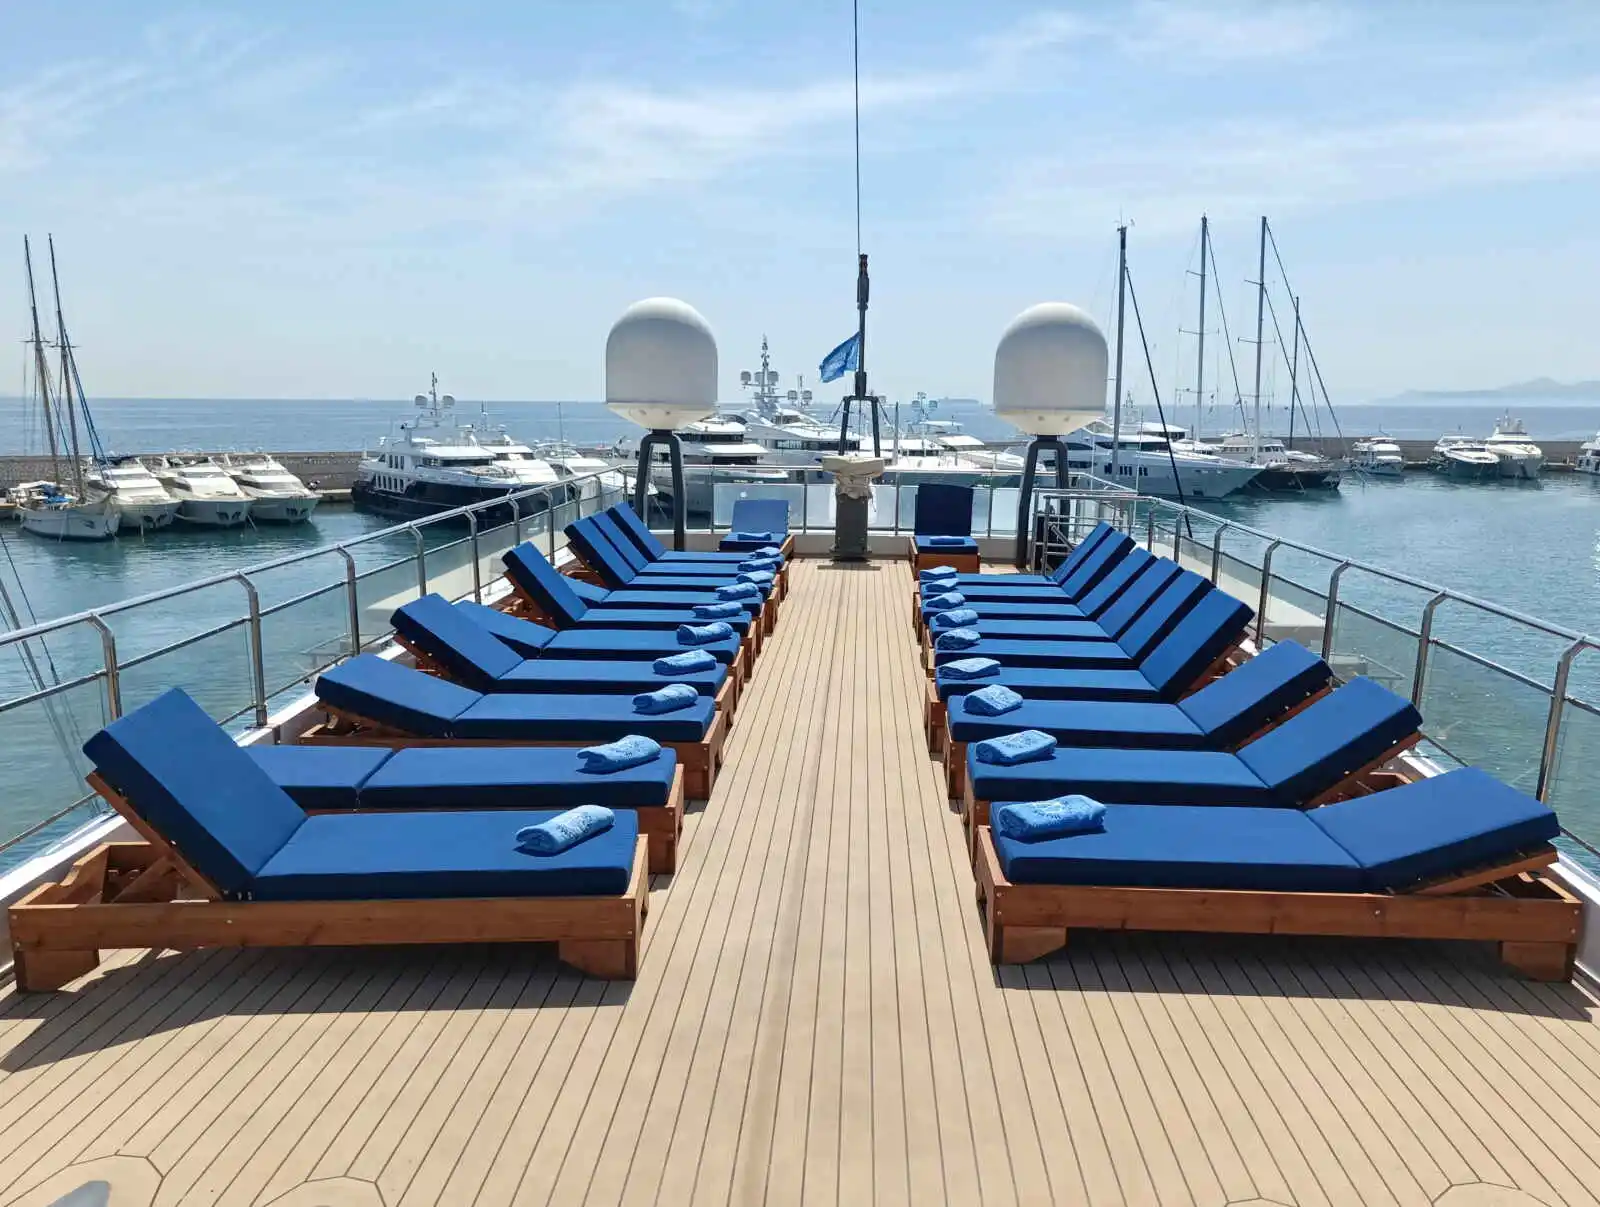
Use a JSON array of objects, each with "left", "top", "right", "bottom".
[{"left": 2, "top": 553, "right": 1597, "bottom": 1205}]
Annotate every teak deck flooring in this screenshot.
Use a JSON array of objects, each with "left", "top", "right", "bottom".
[{"left": 2, "top": 559, "right": 1600, "bottom": 1206}]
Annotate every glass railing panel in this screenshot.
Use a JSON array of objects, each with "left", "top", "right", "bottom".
[
  {"left": 1327, "top": 602, "right": 1421, "bottom": 699},
  {"left": 355, "top": 556, "right": 426, "bottom": 649},
  {"left": 710, "top": 481, "right": 808, "bottom": 529},
  {"left": 0, "top": 677, "right": 116, "bottom": 869},
  {"left": 1417, "top": 642, "right": 1551, "bottom": 796},
  {"left": 1548, "top": 698, "right": 1600, "bottom": 875},
  {"left": 118, "top": 620, "right": 255, "bottom": 724},
  {"left": 260, "top": 581, "right": 352, "bottom": 704},
  {"left": 420, "top": 535, "right": 475, "bottom": 603}
]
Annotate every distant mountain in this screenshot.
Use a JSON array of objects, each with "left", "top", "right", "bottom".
[{"left": 1369, "top": 378, "right": 1600, "bottom": 404}]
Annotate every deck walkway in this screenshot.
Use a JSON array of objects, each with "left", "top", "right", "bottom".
[{"left": 2, "top": 558, "right": 1599, "bottom": 1206}]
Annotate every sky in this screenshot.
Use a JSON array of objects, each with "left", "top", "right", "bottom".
[{"left": 4, "top": 0, "right": 1600, "bottom": 407}]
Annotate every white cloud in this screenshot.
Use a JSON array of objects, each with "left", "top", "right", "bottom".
[{"left": 1121, "top": 1, "right": 1348, "bottom": 62}]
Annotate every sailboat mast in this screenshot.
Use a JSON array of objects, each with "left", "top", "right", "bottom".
[
  {"left": 1194, "top": 215, "right": 1208, "bottom": 443},
  {"left": 47, "top": 236, "right": 85, "bottom": 495},
  {"left": 1111, "top": 223, "right": 1128, "bottom": 478},
  {"left": 1287, "top": 294, "right": 1301, "bottom": 449},
  {"left": 23, "top": 237, "right": 61, "bottom": 485},
  {"left": 1250, "top": 214, "right": 1267, "bottom": 465}
]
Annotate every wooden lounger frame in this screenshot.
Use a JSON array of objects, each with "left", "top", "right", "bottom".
[
  {"left": 908, "top": 538, "right": 980, "bottom": 575},
  {"left": 958, "top": 730, "right": 1425, "bottom": 862},
  {"left": 7, "top": 776, "right": 649, "bottom": 992},
  {"left": 303, "top": 701, "right": 729, "bottom": 801},
  {"left": 972, "top": 824, "right": 1581, "bottom": 980}
]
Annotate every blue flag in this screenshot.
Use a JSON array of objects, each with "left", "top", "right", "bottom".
[{"left": 818, "top": 333, "right": 860, "bottom": 383}]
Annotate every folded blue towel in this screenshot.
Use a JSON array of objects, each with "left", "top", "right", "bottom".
[
  {"left": 935, "top": 627, "right": 981, "bottom": 650},
  {"left": 965, "top": 684, "right": 1023, "bottom": 716},
  {"left": 919, "top": 567, "right": 960, "bottom": 582},
  {"left": 756, "top": 544, "right": 781, "bottom": 556},
  {"left": 931, "top": 608, "right": 979, "bottom": 630},
  {"left": 734, "top": 530, "right": 776, "bottom": 542},
  {"left": 577, "top": 734, "right": 662, "bottom": 773},
  {"left": 920, "top": 579, "right": 959, "bottom": 596},
  {"left": 654, "top": 649, "right": 717, "bottom": 674},
  {"left": 517, "top": 805, "right": 616, "bottom": 854},
  {"left": 692, "top": 601, "right": 744, "bottom": 619},
  {"left": 739, "top": 557, "right": 780, "bottom": 572},
  {"left": 942, "top": 656, "right": 1001, "bottom": 680},
  {"left": 973, "top": 729, "right": 1057, "bottom": 766},
  {"left": 716, "top": 582, "right": 761, "bottom": 601},
  {"left": 992, "top": 795, "right": 1106, "bottom": 842},
  {"left": 737, "top": 569, "right": 775, "bottom": 586},
  {"left": 923, "top": 591, "right": 966, "bottom": 612},
  {"left": 678, "top": 620, "right": 735, "bottom": 645},
  {"left": 927, "top": 535, "right": 970, "bottom": 547},
  {"left": 633, "top": 683, "right": 700, "bottom": 714}
]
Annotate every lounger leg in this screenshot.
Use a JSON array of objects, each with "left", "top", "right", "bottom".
[
  {"left": 986, "top": 912, "right": 1068, "bottom": 965},
  {"left": 1499, "top": 940, "right": 1575, "bottom": 981},
  {"left": 13, "top": 945, "right": 101, "bottom": 992},
  {"left": 644, "top": 829, "right": 678, "bottom": 875},
  {"left": 559, "top": 937, "right": 638, "bottom": 979}
]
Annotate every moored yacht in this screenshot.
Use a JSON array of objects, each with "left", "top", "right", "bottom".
[
  {"left": 221, "top": 453, "right": 320, "bottom": 522},
  {"left": 537, "top": 442, "right": 636, "bottom": 503},
  {"left": 1483, "top": 415, "right": 1544, "bottom": 479},
  {"left": 1430, "top": 435, "right": 1502, "bottom": 480},
  {"left": 1067, "top": 420, "right": 1263, "bottom": 498},
  {"left": 1209, "top": 431, "right": 1342, "bottom": 490},
  {"left": 651, "top": 415, "right": 791, "bottom": 515},
  {"left": 1350, "top": 437, "right": 1404, "bottom": 477},
  {"left": 1577, "top": 431, "right": 1600, "bottom": 476},
  {"left": 85, "top": 456, "right": 182, "bottom": 530},
  {"left": 151, "top": 456, "right": 254, "bottom": 526}
]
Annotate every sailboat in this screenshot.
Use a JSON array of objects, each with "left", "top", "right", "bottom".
[{"left": 7, "top": 237, "right": 119, "bottom": 541}]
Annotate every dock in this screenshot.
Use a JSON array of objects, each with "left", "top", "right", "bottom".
[{"left": 2, "top": 556, "right": 1597, "bottom": 1205}]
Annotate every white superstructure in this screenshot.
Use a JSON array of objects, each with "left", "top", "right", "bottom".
[
  {"left": 1351, "top": 438, "right": 1404, "bottom": 477},
  {"left": 221, "top": 453, "right": 320, "bottom": 522},
  {"left": 1577, "top": 432, "right": 1600, "bottom": 476},
  {"left": 1430, "top": 435, "right": 1501, "bottom": 480},
  {"left": 1483, "top": 416, "right": 1544, "bottom": 479},
  {"left": 151, "top": 456, "right": 254, "bottom": 527}
]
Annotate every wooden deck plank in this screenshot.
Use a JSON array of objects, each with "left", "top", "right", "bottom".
[{"left": 1, "top": 556, "right": 1598, "bottom": 1207}]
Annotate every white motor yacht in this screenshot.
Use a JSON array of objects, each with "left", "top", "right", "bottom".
[
  {"left": 221, "top": 453, "right": 320, "bottom": 522},
  {"left": 537, "top": 442, "right": 637, "bottom": 503},
  {"left": 1067, "top": 421, "right": 1263, "bottom": 498},
  {"left": 1577, "top": 431, "right": 1600, "bottom": 476},
  {"left": 1208, "top": 431, "right": 1342, "bottom": 491},
  {"left": 653, "top": 415, "right": 792, "bottom": 515},
  {"left": 1351, "top": 438, "right": 1405, "bottom": 477},
  {"left": 1430, "top": 435, "right": 1502, "bottom": 481},
  {"left": 7, "top": 480, "right": 120, "bottom": 541},
  {"left": 85, "top": 457, "right": 182, "bottom": 530},
  {"left": 151, "top": 456, "right": 253, "bottom": 527},
  {"left": 1483, "top": 416, "right": 1544, "bottom": 479}
]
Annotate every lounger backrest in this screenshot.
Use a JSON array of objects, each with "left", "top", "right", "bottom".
[
  {"left": 912, "top": 483, "right": 975, "bottom": 537},
  {"left": 1095, "top": 556, "right": 1184, "bottom": 637},
  {"left": 1136, "top": 590, "right": 1255, "bottom": 700},
  {"left": 1055, "top": 529, "right": 1134, "bottom": 593},
  {"left": 502, "top": 544, "right": 590, "bottom": 627},
  {"left": 563, "top": 516, "right": 633, "bottom": 588},
  {"left": 591, "top": 512, "right": 653, "bottom": 574},
  {"left": 1176, "top": 640, "right": 1331, "bottom": 745},
  {"left": 83, "top": 688, "right": 305, "bottom": 897},
  {"left": 1042, "top": 521, "right": 1111, "bottom": 583},
  {"left": 1235, "top": 676, "right": 1422, "bottom": 803},
  {"left": 728, "top": 497, "right": 789, "bottom": 536},
  {"left": 609, "top": 502, "right": 667, "bottom": 559},
  {"left": 1070, "top": 546, "right": 1157, "bottom": 618},
  {"left": 391, "top": 593, "right": 524, "bottom": 690},
  {"left": 454, "top": 599, "right": 557, "bottom": 659},
  {"left": 1308, "top": 766, "right": 1559, "bottom": 890},
  {"left": 1114, "top": 570, "right": 1209, "bottom": 660},
  {"left": 317, "top": 652, "right": 482, "bottom": 738}
]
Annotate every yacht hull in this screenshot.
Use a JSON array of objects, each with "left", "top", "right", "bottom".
[
  {"left": 1494, "top": 453, "right": 1543, "bottom": 480},
  {"left": 1435, "top": 455, "right": 1499, "bottom": 481},
  {"left": 247, "top": 495, "right": 321, "bottom": 523},
  {"left": 352, "top": 480, "right": 529, "bottom": 527},
  {"left": 1248, "top": 466, "right": 1341, "bottom": 491},
  {"left": 175, "top": 498, "right": 252, "bottom": 527},
  {"left": 17, "top": 505, "right": 121, "bottom": 541},
  {"left": 112, "top": 500, "right": 181, "bottom": 530}
]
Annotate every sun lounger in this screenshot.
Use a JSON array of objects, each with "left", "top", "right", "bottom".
[
  {"left": 913, "top": 546, "right": 1175, "bottom": 634},
  {"left": 942, "top": 640, "right": 1333, "bottom": 795},
  {"left": 718, "top": 498, "right": 794, "bottom": 556},
  {"left": 567, "top": 516, "right": 782, "bottom": 622},
  {"left": 974, "top": 765, "right": 1580, "bottom": 979},
  {"left": 908, "top": 483, "right": 980, "bottom": 571},
  {"left": 308, "top": 653, "right": 727, "bottom": 797},
  {"left": 931, "top": 520, "right": 1117, "bottom": 587},
  {"left": 609, "top": 502, "right": 785, "bottom": 568},
  {"left": 505, "top": 542, "right": 762, "bottom": 619},
  {"left": 7, "top": 689, "right": 649, "bottom": 990},
  {"left": 919, "top": 527, "right": 1135, "bottom": 602},
  {"left": 960, "top": 675, "right": 1424, "bottom": 847},
  {"left": 249, "top": 744, "right": 687, "bottom": 872}
]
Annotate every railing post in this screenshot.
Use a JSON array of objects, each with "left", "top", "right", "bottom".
[
  {"left": 334, "top": 546, "right": 361, "bottom": 656},
  {"left": 986, "top": 473, "right": 996, "bottom": 537},
  {"left": 1172, "top": 513, "right": 1184, "bottom": 564},
  {"left": 546, "top": 491, "right": 558, "bottom": 554},
  {"left": 1256, "top": 539, "right": 1282, "bottom": 645},
  {"left": 1536, "top": 637, "right": 1593, "bottom": 801},
  {"left": 1323, "top": 561, "right": 1352, "bottom": 660},
  {"left": 893, "top": 474, "right": 903, "bottom": 535},
  {"left": 1411, "top": 592, "right": 1449, "bottom": 708},
  {"left": 466, "top": 509, "right": 482, "bottom": 603},
  {"left": 234, "top": 573, "right": 269, "bottom": 726},
  {"left": 1209, "top": 522, "right": 1230, "bottom": 584},
  {"left": 1144, "top": 506, "right": 1155, "bottom": 552},
  {"left": 408, "top": 524, "right": 426, "bottom": 599},
  {"left": 801, "top": 473, "right": 810, "bottom": 534},
  {"left": 84, "top": 614, "right": 121, "bottom": 720}
]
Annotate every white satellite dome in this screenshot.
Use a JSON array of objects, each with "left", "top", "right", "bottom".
[
  {"left": 605, "top": 297, "right": 718, "bottom": 430},
  {"left": 992, "top": 302, "right": 1108, "bottom": 436}
]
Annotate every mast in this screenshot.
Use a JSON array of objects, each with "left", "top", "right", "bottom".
[
  {"left": 1250, "top": 214, "right": 1267, "bottom": 465},
  {"left": 1286, "top": 294, "right": 1301, "bottom": 449},
  {"left": 1194, "top": 215, "right": 1208, "bottom": 442},
  {"left": 1111, "top": 223, "right": 1128, "bottom": 477},
  {"left": 47, "top": 236, "right": 85, "bottom": 494},
  {"left": 23, "top": 237, "right": 61, "bottom": 486}
]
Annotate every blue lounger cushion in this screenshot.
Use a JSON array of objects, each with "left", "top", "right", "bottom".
[
  {"left": 994, "top": 804, "right": 1364, "bottom": 893},
  {"left": 993, "top": 795, "right": 1106, "bottom": 841},
  {"left": 911, "top": 483, "right": 974, "bottom": 538},
  {"left": 941, "top": 657, "right": 1001, "bottom": 681},
  {"left": 570, "top": 607, "right": 751, "bottom": 635},
  {"left": 588, "top": 589, "right": 759, "bottom": 616},
  {"left": 247, "top": 745, "right": 395, "bottom": 810},
  {"left": 733, "top": 530, "right": 776, "bottom": 542},
  {"left": 970, "top": 746, "right": 1271, "bottom": 805},
  {"left": 452, "top": 694, "right": 715, "bottom": 742},
  {"left": 494, "top": 659, "right": 725, "bottom": 696},
  {"left": 951, "top": 698, "right": 1207, "bottom": 746},
  {"left": 580, "top": 735, "right": 662, "bottom": 772},
  {"left": 972, "top": 729, "right": 1057, "bottom": 766},
  {"left": 318, "top": 654, "right": 478, "bottom": 737},
  {"left": 252, "top": 808, "right": 639, "bottom": 900},
  {"left": 394, "top": 594, "right": 528, "bottom": 691},
  {"left": 544, "top": 628, "right": 741, "bottom": 664},
  {"left": 931, "top": 638, "right": 1134, "bottom": 669},
  {"left": 1174, "top": 640, "right": 1330, "bottom": 746},
  {"left": 608, "top": 504, "right": 780, "bottom": 565},
  {"left": 930, "top": 608, "right": 979, "bottom": 630},
  {"left": 931, "top": 618, "right": 1119, "bottom": 642},
  {"left": 936, "top": 666, "right": 1165, "bottom": 702},
  {"left": 633, "top": 684, "right": 700, "bottom": 714},
  {"left": 517, "top": 805, "right": 615, "bottom": 855},
  {"left": 918, "top": 535, "right": 978, "bottom": 551},
  {"left": 655, "top": 649, "right": 718, "bottom": 674},
  {"left": 1309, "top": 767, "right": 1559, "bottom": 890},
  {"left": 964, "top": 684, "right": 1023, "bottom": 716},
  {"left": 454, "top": 600, "right": 557, "bottom": 659}
]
